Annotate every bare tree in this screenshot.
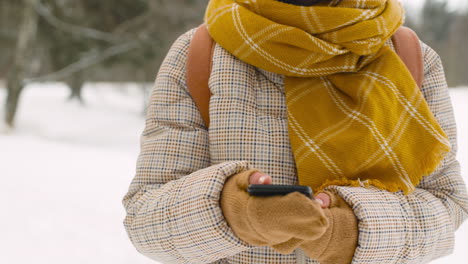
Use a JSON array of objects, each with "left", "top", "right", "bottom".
[
  {"left": 3, "top": 0, "right": 208, "bottom": 125},
  {"left": 5, "top": 0, "right": 39, "bottom": 127}
]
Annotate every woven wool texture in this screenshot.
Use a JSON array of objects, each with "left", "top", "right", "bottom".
[
  {"left": 122, "top": 27, "right": 468, "bottom": 264},
  {"left": 219, "top": 168, "right": 358, "bottom": 263},
  {"left": 204, "top": 0, "right": 451, "bottom": 194}
]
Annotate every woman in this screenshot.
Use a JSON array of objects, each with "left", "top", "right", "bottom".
[{"left": 122, "top": 0, "right": 468, "bottom": 263}]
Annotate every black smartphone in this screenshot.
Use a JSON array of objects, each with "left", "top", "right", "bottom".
[{"left": 247, "top": 184, "right": 314, "bottom": 199}]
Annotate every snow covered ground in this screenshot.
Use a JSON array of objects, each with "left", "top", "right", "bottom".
[{"left": 0, "top": 83, "right": 467, "bottom": 264}]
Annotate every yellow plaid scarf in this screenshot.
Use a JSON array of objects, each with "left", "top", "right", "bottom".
[{"left": 204, "top": 0, "right": 451, "bottom": 194}]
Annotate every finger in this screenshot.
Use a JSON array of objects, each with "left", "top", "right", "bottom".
[
  {"left": 249, "top": 171, "right": 272, "bottom": 185},
  {"left": 315, "top": 192, "right": 331, "bottom": 208}
]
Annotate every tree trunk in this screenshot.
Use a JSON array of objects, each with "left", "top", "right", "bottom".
[
  {"left": 5, "top": 67, "right": 23, "bottom": 126},
  {"left": 5, "top": 0, "right": 39, "bottom": 127},
  {"left": 67, "top": 72, "right": 85, "bottom": 103}
]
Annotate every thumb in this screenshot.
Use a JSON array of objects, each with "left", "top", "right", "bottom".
[{"left": 249, "top": 172, "right": 272, "bottom": 185}]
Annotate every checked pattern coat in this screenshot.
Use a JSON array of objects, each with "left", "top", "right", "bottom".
[{"left": 122, "top": 28, "right": 468, "bottom": 264}]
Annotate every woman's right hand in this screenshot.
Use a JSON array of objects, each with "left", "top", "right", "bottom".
[{"left": 220, "top": 169, "right": 329, "bottom": 254}]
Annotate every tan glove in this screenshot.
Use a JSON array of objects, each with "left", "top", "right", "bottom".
[
  {"left": 299, "top": 190, "right": 358, "bottom": 264},
  {"left": 220, "top": 169, "right": 330, "bottom": 254}
]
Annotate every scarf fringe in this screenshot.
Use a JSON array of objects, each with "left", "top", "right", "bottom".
[{"left": 316, "top": 142, "right": 450, "bottom": 195}]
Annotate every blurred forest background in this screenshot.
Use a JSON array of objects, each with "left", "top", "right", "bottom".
[{"left": 0, "top": 0, "right": 467, "bottom": 127}]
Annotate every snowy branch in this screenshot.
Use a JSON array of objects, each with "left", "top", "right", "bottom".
[
  {"left": 33, "top": 2, "right": 122, "bottom": 43},
  {"left": 25, "top": 40, "right": 140, "bottom": 83}
]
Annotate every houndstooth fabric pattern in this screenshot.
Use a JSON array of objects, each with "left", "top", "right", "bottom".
[{"left": 122, "top": 27, "right": 468, "bottom": 264}]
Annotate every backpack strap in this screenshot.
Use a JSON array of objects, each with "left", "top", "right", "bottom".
[
  {"left": 391, "top": 26, "right": 424, "bottom": 89},
  {"left": 186, "top": 24, "right": 215, "bottom": 128},
  {"left": 186, "top": 24, "right": 424, "bottom": 129}
]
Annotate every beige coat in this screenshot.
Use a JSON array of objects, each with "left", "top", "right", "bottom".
[{"left": 122, "top": 27, "right": 468, "bottom": 264}]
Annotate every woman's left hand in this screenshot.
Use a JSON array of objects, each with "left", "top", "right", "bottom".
[{"left": 298, "top": 191, "right": 358, "bottom": 264}]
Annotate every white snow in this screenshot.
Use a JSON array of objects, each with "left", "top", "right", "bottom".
[
  {"left": 0, "top": 83, "right": 467, "bottom": 264},
  {"left": 0, "top": 83, "right": 153, "bottom": 264}
]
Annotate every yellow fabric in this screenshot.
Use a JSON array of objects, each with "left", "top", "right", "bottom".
[{"left": 204, "top": 0, "right": 451, "bottom": 194}]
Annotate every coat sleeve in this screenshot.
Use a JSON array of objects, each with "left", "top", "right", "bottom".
[
  {"left": 122, "top": 28, "right": 253, "bottom": 264},
  {"left": 323, "top": 42, "right": 468, "bottom": 264}
]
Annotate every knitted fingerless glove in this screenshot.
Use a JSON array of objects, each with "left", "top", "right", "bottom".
[
  {"left": 299, "top": 190, "right": 358, "bottom": 264},
  {"left": 220, "top": 169, "right": 329, "bottom": 254}
]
